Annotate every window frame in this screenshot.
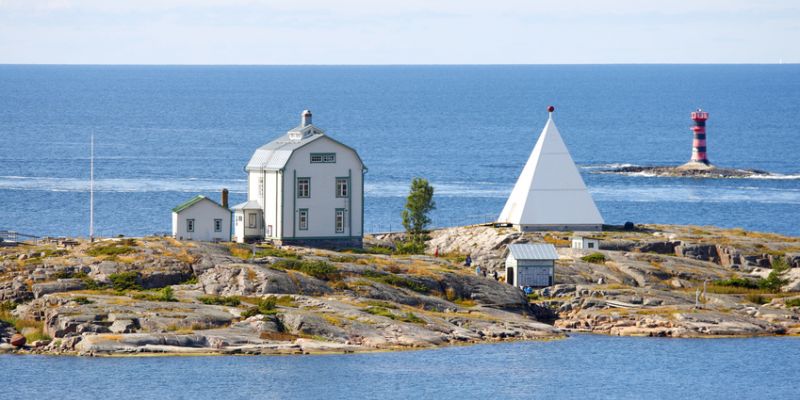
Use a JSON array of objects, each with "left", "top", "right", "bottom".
[
  {"left": 248, "top": 213, "right": 257, "bottom": 228},
  {"left": 298, "top": 209, "right": 309, "bottom": 231},
  {"left": 335, "top": 208, "right": 345, "bottom": 233},
  {"left": 310, "top": 153, "right": 336, "bottom": 163},
  {"left": 214, "top": 218, "right": 222, "bottom": 232},
  {"left": 297, "top": 177, "right": 311, "bottom": 198},
  {"left": 335, "top": 177, "right": 349, "bottom": 198},
  {"left": 186, "top": 218, "right": 195, "bottom": 232}
]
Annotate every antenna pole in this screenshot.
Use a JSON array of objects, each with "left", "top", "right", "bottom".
[{"left": 90, "top": 133, "right": 95, "bottom": 242}]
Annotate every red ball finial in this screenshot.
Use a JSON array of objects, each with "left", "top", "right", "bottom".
[{"left": 548, "top": 105, "right": 555, "bottom": 113}]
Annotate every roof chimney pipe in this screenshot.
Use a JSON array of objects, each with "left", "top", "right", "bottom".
[
  {"left": 221, "top": 188, "right": 229, "bottom": 209},
  {"left": 301, "top": 110, "right": 312, "bottom": 127}
]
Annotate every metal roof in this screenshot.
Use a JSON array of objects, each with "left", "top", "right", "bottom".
[
  {"left": 245, "top": 129, "right": 324, "bottom": 171},
  {"left": 507, "top": 243, "right": 558, "bottom": 260},
  {"left": 231, "top": 200, "right": 262, "bottom": 210},
  {"left": 172, "top": 195, "right": 229, "bottom": 213}
]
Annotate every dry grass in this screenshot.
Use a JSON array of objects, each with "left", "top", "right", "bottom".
[{"left": 543, "top": 235, "right": 570, "bottom": 247}]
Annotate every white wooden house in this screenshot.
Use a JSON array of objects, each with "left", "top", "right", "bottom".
[
  {"left": 571, "top": 236, "right": 601, "bottom": 250},
  {"left": 233, "top": 110, "right": 365, "bottom": 248},
  {"left": 505, "top": 243, "right": 558, "bottom": 288},
  {"left": 172, "top": 191, "right": 231, "bottom": 242}
]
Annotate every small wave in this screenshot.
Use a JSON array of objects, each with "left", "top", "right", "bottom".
[
  {"left": 366, "top": 181, "right": 509, "bottom": 198},
  {"left": 581, "top": 163, "right": 638, "bottom": 170},
  {"left": 744, "top": 173, "right": 800, "bottom": 180}
]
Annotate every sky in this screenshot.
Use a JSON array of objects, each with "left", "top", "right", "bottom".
[{"left": 0, "top": 0, "right": 798, "bottom": 64}]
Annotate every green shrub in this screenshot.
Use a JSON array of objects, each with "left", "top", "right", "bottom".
[
  {"left": 72, "top": 296, "right": 93, "bottom": 305},
  {"left": 342, "top": 246, "right": 394, "bottom": 255},
  {"left": 758, "top": 270, "right": 787, "bottom": 292},
  {"left": 87, "top": 243, "right": 135, "bottom": 257},
  {"left": 198, "top": 295, "right": 241, "bottom": 307},
  {"left": 272, "top": 259, "right": 339, "bottom": 280},
  {"left": 158, "top": 287, "right": 176, "bottom": 302},
  {"left": 108, "top": 271, "right": 141, "bottom": 291},
  {"left": 0, "top": 300, "right": 16, "bottom": 312},
  {"left": 362, "top": 306, "right": 424, "bottom": 324},
  {"left": 241, "top": 297, "right": 278, "bottom": 318},
  {"left": 394, "top": 240, "right": 426, "bottom": 255},
  {"left": 785, "top": 298, "right": 800, "bottom": 308},
  {"left": 181, "top": 276, "right": 198, "bottom": 285},
  {"left": 581, "top": 253, "right": 606, "bottom": 264},
  {"left": 254, "top": 246, "right": 298, "bottom": 259},
  {"left": 715, "top": 277, "right": 759, "bottom": 289}
]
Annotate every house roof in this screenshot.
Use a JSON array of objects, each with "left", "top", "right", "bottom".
[
  {"left": 497, "top": 112, "right": 604, "bottom": 227},
  {"left": 245, "top": 118, "right": 365, "bottom": 172},
  {"left": 231, "top": 200, "right": 262, "bottom": 211},
  {"left": 507, "top": 243, "right": 559, "bottom": 260},
  {"left": 172, "top": 195, "right": 230, "bottom": 213}
]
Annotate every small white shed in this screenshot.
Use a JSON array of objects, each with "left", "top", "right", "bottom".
[
  {"left": 172, "top": 194, "right": 231, "bottom": 242},
  {"left": 505, "top": 243, "right": 558, "bottom": 288},
  {"left": 571, "top": 236, "right": 601, "bottom": 250}
]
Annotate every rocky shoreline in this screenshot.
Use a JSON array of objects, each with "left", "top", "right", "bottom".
[
  {"left": 2, "top": 224, "right": 800, "bottom": 356},
  {"left": 596, "top": 165, "right": 775, "bottom": 179}
]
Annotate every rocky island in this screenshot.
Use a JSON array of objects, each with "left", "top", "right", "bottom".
[
  {"left": 596, "top": 164, "right": 775, "bottom": 179},
  {"left": 2, "top": 224, "right": 800, "bottom": 356}
]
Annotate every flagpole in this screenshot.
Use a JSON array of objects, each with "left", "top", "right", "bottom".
[{"left": 90, "top": 133, "right": 95, "bottom": 242}]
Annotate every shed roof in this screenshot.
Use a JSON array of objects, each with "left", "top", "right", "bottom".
[
  {"left": 231, "top": 200, "right": 262, "bottom": 211},
  {"left": 507, "top": 243, "right": 558, "bottom": 260},
  {"left": 172, "top": 195, "right": 229, "bottom": 213}
]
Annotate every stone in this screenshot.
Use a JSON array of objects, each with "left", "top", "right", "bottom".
[
  {"left": 32, "top": 279, "right": 86, "bottom": 298},
  {"left": 10, "top": 333, "right": 26, "bottom": 347},
  {"left": 109, "top": 319, "right": 138, "bottom": 334}
]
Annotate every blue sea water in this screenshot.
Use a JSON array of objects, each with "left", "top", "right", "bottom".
[
  {"left": 1, "top": 65, "right": 799, "bottom": 237},
  {"left": 2, "top": 335, "right": 799, "bottom": 399}
]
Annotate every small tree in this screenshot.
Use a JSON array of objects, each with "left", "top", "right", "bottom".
[{"left": 401, "top": 177, "right": 436, "bottom": 242}]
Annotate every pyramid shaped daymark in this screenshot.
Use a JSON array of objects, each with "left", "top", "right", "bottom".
[{"left": 497, "top": 106, "right": 604, "bottom": 232}]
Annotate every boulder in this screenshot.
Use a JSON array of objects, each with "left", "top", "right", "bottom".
[
  {"left": 10, "top": 333, "right": 26, "bottom": 347},
  {"left": 32, "top": 279, "right": 86, "bottom": 298}
]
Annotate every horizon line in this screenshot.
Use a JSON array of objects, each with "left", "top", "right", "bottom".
[{"left": 0, "top": 62, "right": 796, "bottom": 67}]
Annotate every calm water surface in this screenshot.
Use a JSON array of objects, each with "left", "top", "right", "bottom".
[
  {"left": 1, "top": 65, "right": 799, "bottom": 237},
  {"left": 1, "top": 335, "right": 799, "bottom": 399}
]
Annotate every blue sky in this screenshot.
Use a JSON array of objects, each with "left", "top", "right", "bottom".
[{"left": 0, "top": 0, "right": 798, "bottom": 64}]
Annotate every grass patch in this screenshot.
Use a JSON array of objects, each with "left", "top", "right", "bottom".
[
  {"left": 198, "top": 295, "right": 241, "bottom": 307},
  {"left": 746, "top": 294, "right": 769, "bottom": 305},
  {"left": 362, "top": 306, "right": 424, "bottom": 324},
  {"left": 369, "top": 274, "right": 429, "bottom": 293},
  {"left": 131, "top": 287, "right": 177, "bottom": 302},
  {"left": 581, "top": 253, "right": 606, "bottom": 264},
  {"left": 272, "top": 259, "right": 339, "bottom": 281},
  {"left": 87, "top": 241, "right": 136, "bottom": 257},
  {"left": 363, "top": 300, "right": 398, "bottom": 309},
  {"left": 714, "top": 276, "right": 759, "bottom": 289},
  {"left": 72, "top": 296, "right": 93, "bottom": 305}
]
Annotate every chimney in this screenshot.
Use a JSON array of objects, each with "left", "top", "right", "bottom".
[
  {"left": 221, "top": 188, "right": 229, "bottom": 209},
  {"left": 301, "top": 110, "right": 312, "bottom": 127}
]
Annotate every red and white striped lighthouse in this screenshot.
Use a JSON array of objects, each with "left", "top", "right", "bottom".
[{"left": 690, "top": 109, "right": 710, "bottom": 165}]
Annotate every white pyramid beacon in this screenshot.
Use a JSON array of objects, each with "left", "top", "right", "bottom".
[{"left": 497, "top": 106, "right": 604, "bottom": 232}]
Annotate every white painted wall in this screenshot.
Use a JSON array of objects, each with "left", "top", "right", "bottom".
[
  {"left": 173, "top": 199, "right": 231, "bottom": 242},
  {"left": 571, "top": 237, "right": 600, "bottom": 250},
  {"left": 281, "top": 137, "right": 364, "bottom": 239}
]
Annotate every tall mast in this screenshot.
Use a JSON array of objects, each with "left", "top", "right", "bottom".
[{"left": 90, "top": 133, "right": 94, "bottom": 242}]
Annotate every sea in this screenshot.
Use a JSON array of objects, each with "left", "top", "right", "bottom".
[
  {"left": 1, "top": 65, "right": 799, "bottom": 238},
  {"left": 2, "top": 334, "right": 800, "bottom": 399},
  {"left": 2, "top": 65, "right": 800, "bottom": 398}
]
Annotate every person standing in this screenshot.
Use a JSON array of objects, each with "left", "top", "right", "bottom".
[
  {"left": 475, "top": 265, "right": 482, "bottom": 276},
  {"left": 464, "top": 254, "right": 472, "bottom": 267}
]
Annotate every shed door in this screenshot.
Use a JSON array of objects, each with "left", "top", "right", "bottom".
[
  {"left": 533, "top": 267, "right": 550, "bottom": 287},
  {"left": 506, "top": 267, "right": 514, "bottom": 286}
]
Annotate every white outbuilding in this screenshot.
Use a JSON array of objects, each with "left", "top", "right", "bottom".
[
  {"left": 497, "top": 107, "right": 604, "bottom": 231},
  {"left": 505, "top": 243, "right": 559, "bottom": 288},
  {"left": 234, "top": 110, "right": 365, "bottom": 248},
  {"left": 571, "top": 236, "right": 601, "bottom": 250},
  {"left": 172, "top": 191, "right": 232, "bottom": 242}
]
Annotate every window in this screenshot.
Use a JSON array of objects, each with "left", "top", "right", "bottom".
[
  {"left": 248, "top": 213, "right": 256, "bottom": 228},
  {"left": 214, "top": 219, "right": 222, "bottom": 232},
  {"left": 267, "top": 225, "right": 273, "bottom": 237},
  {"left": 588, "top": 242, "right": 595, "bottom": 249},
  {"left": 310, "top": 153, "right": 336, "bottom": 163},
  {"left": 258, "top": 177, "right": 264, "bottom": 196},
  {"left": 186, "top": 219, "right": 195, "bottom": 232},
  {"left": 299, "top": 209, "right": 308, "bottom": 230},
  {"left": 335, "top": 209, "right": 345, "bottom": 233},
  {"left": 297, "top": 177, "right": 310, "bottom": 198},
  {"left": 336, "top": 178, "right": 349, "bottom": 198}
]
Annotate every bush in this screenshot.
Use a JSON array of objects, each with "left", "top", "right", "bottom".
[
  {"left": 785, "top": 298, "right": 800, "bottom": 308},
  {"left": 362, "top": 306, "right": 424, "bottom": 324},
  {"left": 272, "top": 259, "right": 339, "bottom": 281},
  {"left": 108, "top": 271, "right": 142, "bottom": 291},
  {"left": 581, "top": 253, "right": 606, "bottom": 264},
  {"left": 132, "top": 287, "right": 177, "bottom": 302},
  {"left": 198, "top": 295, "right": 241, "bottom": 307},
  {"left": 715, "top": 277, "right": 759, "bottom": 289},
  {"left": 72, "top": 296, "right": 93, "bottom": 305},
  {"left": 758, "top": 270, "right": 787, "bottom": 292},
  {"left": 240, "top": 297, "right": 278, "bottom": 318},
  {"left": 394, "top": 240, "right": 426, "bottom": 255},
  {"left": 745, "top": 294, "right": 769, "bottom": 305}
]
